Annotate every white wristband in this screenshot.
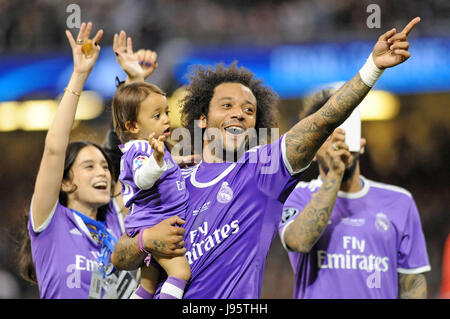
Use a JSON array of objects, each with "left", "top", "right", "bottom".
[{"left": 359, "top": 53, "right": 384, "bottom": 87}]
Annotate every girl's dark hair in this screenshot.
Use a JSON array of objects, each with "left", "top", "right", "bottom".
[
  {"left": 18, "top": 141, "right": 115, "bottom": 284},
  {"left": 18, "top": 209, "right": 36, "bottom": 284},
  {"left": 181, "top": 62, "right": 279, "bottom": 151},
  {"left": 112, "top": 82, "right": 166, "bottom": 143}
]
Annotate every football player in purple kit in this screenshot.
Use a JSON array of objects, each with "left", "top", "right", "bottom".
[
  {"left": 279, "top": 88, "right": 430, "bottom": 299},
  {"left": 110, "top": 17, "right": 422, "bottom": 298},
  {"left": 111, "top": 30, "right": 191, "bottom": 299}
]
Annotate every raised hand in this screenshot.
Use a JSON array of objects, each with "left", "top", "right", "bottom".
[
  {"left": 149, "top": 133, "right": 166, "bottom": 167},
  {"left": 372, "top": 17, "right": 421, "bottom": 69},
  {"left": 324, "top": 128, "right": 351, "bottom": 177},
  {"left": 65, "top": 22, "right": 103, "bottom": 74},
  {"left": 113, "top": 30, "right": 158, "bottom": 82}
]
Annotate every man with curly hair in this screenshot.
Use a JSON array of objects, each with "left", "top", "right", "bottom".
[{"left": 111, "top": 18, "right": 421, "bottom": 298}]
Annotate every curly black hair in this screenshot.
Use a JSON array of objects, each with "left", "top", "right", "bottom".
[{"left": 180, "top": 62, "right": 279, "bottom": 152}]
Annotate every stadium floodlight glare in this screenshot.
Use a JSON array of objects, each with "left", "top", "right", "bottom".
[
  {"left": 0, "top": 102, "right": 20, "bottom": 131},
  {"left": 18, "top": 100, "right": 59, "bottom": 131},
  {"left": 74, "top": 90, "right": 104, "bottom": 120},
  {"left": 360, "top": 90, "right": 400, "bottom": 121},
  {"left": 0, "top": 91, "right": 104, "bottom": 132}
]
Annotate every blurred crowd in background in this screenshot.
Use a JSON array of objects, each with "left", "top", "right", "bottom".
[
  {"left": 0, "top": 0, "right": 449, "bottom": 299},
  {"left": 1, "top": 0, "right": 450, "bottom": 53}
]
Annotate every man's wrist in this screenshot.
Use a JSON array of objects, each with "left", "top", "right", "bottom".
[
  {"left": 359, "top": 53, "right": 384, "bottom": 87},
  {"left": 327, "top": 169, "right": 344, "bottom": 181},
  {"left": 141, "top": 228, "right": 153, "bottom": 251}
]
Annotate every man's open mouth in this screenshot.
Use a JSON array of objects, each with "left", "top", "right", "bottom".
[{"left": 225, "top": 126, "right": 245, "bottom": 135}]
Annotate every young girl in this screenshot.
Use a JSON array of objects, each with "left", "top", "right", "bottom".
[
  {"left": 20, "top": 22, "right": 130, "bottom": 299},
  {"left": 112, "top": 81, "right": 191, "bottom": 299}
]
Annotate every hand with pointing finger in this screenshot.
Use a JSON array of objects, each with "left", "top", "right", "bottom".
[{"left": 372, "top": 17, "right": 421, "bottom": 69}]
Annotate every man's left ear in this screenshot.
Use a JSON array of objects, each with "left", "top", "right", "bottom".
[
  {"left": 197, "top": 115, "right": 207, "bottom": 129},
  {"left": 360, "top": 138, "right": 366, "bottom": 154}
]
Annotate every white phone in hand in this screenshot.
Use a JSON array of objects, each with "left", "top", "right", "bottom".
[{"left": 338, "top": 106, "right": 361, "bottom": 152}]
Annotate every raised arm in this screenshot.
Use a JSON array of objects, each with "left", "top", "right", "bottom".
[
  {"left": 398, "top": 273, "right": 427, "bottom": 299},
  {"left": 283, "top": 129, "right": 349, "bottom": 253},
  {"left": 113, "top": 30, "right": 158, "bottom": 84},
  {"left": 285, "top": 17, "right": 420, "bottom": 172},
  {"left": 31, "top": 22, "right": 103, "bottom": 230},
  {"left": 102, "top": 31, "right": 159, "bottom": 179}
]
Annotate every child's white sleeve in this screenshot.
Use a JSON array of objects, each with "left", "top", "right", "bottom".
[{"left": 133, "top": 154, "right": 168, "bottom": 190}]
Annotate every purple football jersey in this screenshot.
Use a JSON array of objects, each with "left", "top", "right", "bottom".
[
  {"left": 155, "top": 135, "right": 307, "bottom": 299},
  {"left": 28, "top": 199, "right": 124, "bottom": 299},
  {"left": 279, "top": 176, "right": 431, "bottom": 299},
  {"left": 119, "top": 140, "right": 189, "bottom": 237}
]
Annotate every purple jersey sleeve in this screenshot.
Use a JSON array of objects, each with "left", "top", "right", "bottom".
[
  {"left": 250, "top": 134, "right": 310, "bottom": 203},
  {"left": 278, "top": 182, "right": 314, "bottom": 250},
  {"left": 397, "top": 197, "right": 431, "bottom": 273},
  {"left": 119, "top": 140, "right": 153, "bottom": 206}
]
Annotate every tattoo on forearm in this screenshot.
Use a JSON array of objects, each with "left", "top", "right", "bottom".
[
  {"left": 285, "top": 174, "right": 341, "bottom": 253},
  {"left": 286, "top": 73, "right": 370, "bottom": 171},
  {"left": 112, "top": 236, "right": 145, "bottom": 270},
  {"left": 398, "top": 274, "right": 427, "bottom": 299},
  {"left": 112, "top": 236, "right": 174, "bottom": 270}
]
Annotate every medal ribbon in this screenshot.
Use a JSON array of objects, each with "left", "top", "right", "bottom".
[{"left": 70, "top": 209, "right": 118, "bottom": 277}]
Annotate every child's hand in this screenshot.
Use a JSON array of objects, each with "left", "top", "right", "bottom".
[{"left": 149, "top": 133, "right": 166, "bottom": 167}]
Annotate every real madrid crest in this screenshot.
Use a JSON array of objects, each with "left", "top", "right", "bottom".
[
  {"left": 375, "top": 212, "right": 390, "bottom": 232},
  {"left": 217, "top": 181, "right": 233, "bottom": 204}
]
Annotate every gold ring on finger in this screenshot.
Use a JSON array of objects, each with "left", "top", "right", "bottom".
[{"left": 76, "top": 39, "right": 85, "bottom": 45}]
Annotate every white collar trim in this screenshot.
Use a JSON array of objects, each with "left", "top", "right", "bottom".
[
  {"left": 337, "top": 175, "right": 370, "bottom": 199},
  {"left": 72, "top": 212, "right": 99, "bottom": 245},
  {"left": 317, "top": 175, "right": 370, "bottom": 199},
  {"left": 190, "top": 161, "right": 237, "bottom": 188}
]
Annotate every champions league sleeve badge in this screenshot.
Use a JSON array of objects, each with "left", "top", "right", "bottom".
[
  {"left": 217, "top": 182, "right": 234, "bottom": 204},
  {"left": 281, "top": 207, "right": 299, "bottom": 225}
]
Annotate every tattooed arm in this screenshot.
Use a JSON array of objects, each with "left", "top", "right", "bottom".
[
  {"left": 398, "top": 273, "right": 427, "bottom": 299},
  {"left": 285, "top": 73, "right": 369, "bottom": 172},
  {"left": 111, "top": 216, "right": 187, "bottom": 270},
  {"left": 284, "top": 171, "right": 341, "bottom": 253},
  {"left": 284, "top": 129, "right": 349, "bottom": 253},
  {"left": 285, "top": 18, "right": 420, "bottom": 172}
]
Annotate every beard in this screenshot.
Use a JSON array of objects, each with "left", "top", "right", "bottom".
[
  {"left": 318, "top": 153, "right": 360, "bottom": 183},
  {"left": 204, "top": 127, "right": 255, "bottom": 162},
  {"left": 222, "top": 138, "right": 249, "bottom": 162}
]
